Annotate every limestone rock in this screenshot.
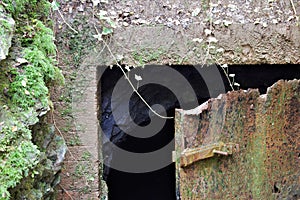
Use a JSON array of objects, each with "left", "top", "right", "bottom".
[{"left": 0, "top": 8, "right": 15, "bottom": 61}]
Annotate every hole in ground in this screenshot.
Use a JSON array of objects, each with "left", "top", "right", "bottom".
[{"left": 98, "top": 64, "right": 299, "bottom": 200}]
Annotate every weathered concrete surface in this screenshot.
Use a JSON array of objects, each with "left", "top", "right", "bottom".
[
  {"left": 56, "top": 63, "right": 103, "bottom": 199},
  {"left": 175, "top": 79, "right": 300, "bottom": 199},
  {"left": 98, "top": 0, "right": 300, "bottom": 66}
]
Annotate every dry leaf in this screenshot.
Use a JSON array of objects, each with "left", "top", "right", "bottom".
[
  {"left": 192, "top": 8, "right": 201, "bottom": 17},
  {"left": 21, "top": 80, "right": 27, "bottom": 87},
  {"left": 135, "top": 74, "right": 142, "bottom": 81},
  {"left": 192, "top": 38, "right": 203, "bottom": 43},
  {"left": 216, "top": 48, "right": 224, "bottom": 53},
  {"left": 125, "top": 66, "right": 131, "bottom": 72},
  {"left": 16, "top": 58, "right": 28, "bottom": 64},
  {"left": 223, "top": 20, "right": 232, "bottom": 27},
  {"left": 221, "top": 64, "right": 228, "bottom": 68},
  {"left": 92, "top": 0, "right": 100, "bottom": 6},
  {"left": 12, "top": 126, "right": 18, "bottom": 132},
  {"left": 204, "top": 29, "right": 212, "bottom": 36},
  {"left": 214, "top": 19, "right": 222, "bottom": 25},
  {"left": 207, "top": 36, "right": 218, "bottom": 43}
]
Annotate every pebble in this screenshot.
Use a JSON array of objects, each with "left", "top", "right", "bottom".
[
  {"left": 123, "top": 12, "right": 130, "bottom": 17},
  {"left": 78, "top": 4, "right": 84, "bottom": 12}
]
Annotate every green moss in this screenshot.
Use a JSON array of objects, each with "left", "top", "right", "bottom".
[
  {"left": 0, "top": 140, "right": 40, "bottom": 200},
  {"left": 132, "top": 48, "right": 166, "bottom": 66},
  {"left": 2, "top": 0, "right": 51, "bottom": 18},
  {"left": 0, "top": 66, "right": 10, "bottom": 105},
  {"left": 0, "top": 19, "right": 12, "bottom": 35},
  {"left": 0, "top": 0, "right": 64, "bottom": 198},
  {"left": 56, "top": 15, "right": 97, "bottom": 67}
]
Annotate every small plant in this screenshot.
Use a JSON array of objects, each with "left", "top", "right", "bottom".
[
  {"left": 220, "top": 64, "right": 240, "bottom": 90},
  {"left": 74, "top": 163, "right": 87, "bottom": 177},
  {"left": 68, "top": 135, "right": 81, "bottom": 146},
  {"left": 2, "top": 0, "right": 37, "bottom": 16},
  {"left": 132, "top": 48, "right": 165, "bottom": 66},
  {"left": 82, "top": 151, "right": 92, "bottom": 160},
  {"left": 8, "top": 65, "right": 49, "bottom": 109},
  {"left": 93, "top": 10, "right": 116, "bottom": 41},
  {"left": 60, "top": 107, "right": 72, "bottom": 117}
]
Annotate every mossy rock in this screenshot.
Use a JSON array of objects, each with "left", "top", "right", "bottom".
[{"left": 0, "top": 7, "right": 15, "bottom": 61}]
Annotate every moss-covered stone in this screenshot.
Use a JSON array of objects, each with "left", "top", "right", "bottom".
[
  {"left": 0, "top": 1, "right": 65, "bottom": 199},
  {"left": 0, "top": 7, "right": 15, "bottom": 61}
]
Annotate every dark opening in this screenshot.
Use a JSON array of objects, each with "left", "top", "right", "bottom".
[
  {"left": 273, "top": 182, "right": 280, "bottom": 193},
  {"left": 97, "top": 64, "right": 300, "bottom": 200}
]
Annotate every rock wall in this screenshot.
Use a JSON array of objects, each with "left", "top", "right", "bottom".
[
  {"left": 0, "top": 2, "right": 66, "bottom": 199},
  {"left": 9, "top": 119, "right": 66, "bottom": 200},
  {"left": 175, "top": 80, "right": 300, "bottom": 199}
]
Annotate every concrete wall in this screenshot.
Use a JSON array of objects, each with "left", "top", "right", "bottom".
[
  {"left": 81, "top": 0, "right": 300, "bottom": 198},
  {"left": 97, "top": 0, "right": 300, "bottom": 66}
]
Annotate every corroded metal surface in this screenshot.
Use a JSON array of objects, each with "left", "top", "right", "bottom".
[
  {"left": 175, "top": 142, "right": 238, "bottom": 167},
  {"left": 175, "top": 80, "right": 300, "bottom": 199}
]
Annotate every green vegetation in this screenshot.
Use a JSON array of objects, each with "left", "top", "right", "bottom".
[
  {"left": 132, "top": 48, "right": 166, "bottom": 66},
  {"left": 0, "top": 0, "right": 64, "bottom": 199}
]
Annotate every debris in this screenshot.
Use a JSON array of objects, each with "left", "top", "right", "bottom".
[
  {"left": 262, "top": 22, "right": 268, "bottom": 27},
  {"left": 21, "top": 80, "right": 27, "bottom": 87},
  {"left": 204, "top": 29, "right": 212, "bottom": 36},
  {"left": 134, "top": 74, "right": 142, "bottom": 81},
  {"left": 125, "top": 66, "right": 131, "bottom": 72},
  {"left": 77, "top": 4, "right": 84, "bottom": 12},
  {"left": 221, "top": 64, "right": 228, "bottom": 68},
  {"left": 272, "top": 19, "right": 278, "bottom": 24},
  {"left": 287, "top": 16, "right": 294, "bottom": 21},
  {"left": 214, "top": 19, "right": 222, "bottom": 25},
  {"left": 207, "top": 36, "right": 218, "bottom": 43},
  {"left": 223, "top": 20, "right": 232, "bottom": 27},
  {"left": 16, "top": 57, "right": 28, "bottom": 64},
  {"left": 192, "top": 38, "right": 203, "bottom": 43},
  {"left": 216, "top": 48, "right": 225, "bottom": 53},
  {"left": 123, "top": 22, "right": 129, "bottom": 27},
  {"left": 92, "top": 0, "right": 100, "bottom": 6},
  {"left": 192, "top": 8, "right": 201, "bottom": 17}
]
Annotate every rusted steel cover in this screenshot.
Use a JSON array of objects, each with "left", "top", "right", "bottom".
[{"left": 175, "top": 80, "right": 300, "bottom": 200}]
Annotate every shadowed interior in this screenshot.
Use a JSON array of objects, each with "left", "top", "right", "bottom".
[{"left": 98, "top": 64, "right": 299, "bottom": 200}]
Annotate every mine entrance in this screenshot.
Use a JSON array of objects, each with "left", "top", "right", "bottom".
[{"left": 98, "top": 64, "right": 299, "bottom": 200}]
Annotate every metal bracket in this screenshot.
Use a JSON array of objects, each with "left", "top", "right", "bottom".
[{"left": 173, "top": 142, "right": 239, "bottom": 167}]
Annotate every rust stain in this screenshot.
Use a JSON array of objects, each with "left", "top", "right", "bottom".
[{"left": 175, "top": 80, "right": 300, "bottom": 200}]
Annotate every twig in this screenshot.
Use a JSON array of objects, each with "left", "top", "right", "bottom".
[
  {"left": 56, "top": 9, "right": 78, "bottom": 34},
  {"left": 219, "top": 64, "right": 234, "bottom": 91},
  {"left": 290, "top": 0, "right": 297, "bottom": 16},
  {"left": 51, "top": 110, "right": 76, "bottom": 160},
  {"left": 207, "top": 3, "right": 234, "bottom": 91},
  {"left": 101, "top": 38, "right": 173, "bottom": 119},
  {"left": 59, "top": 184, "right": 74, "bottom": 200}
]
